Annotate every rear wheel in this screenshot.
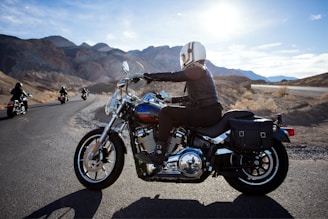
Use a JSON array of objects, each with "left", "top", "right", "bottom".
[
  {"left": 224, "top": 140, "right": 289, "bottom": 195},
  {"left": 7, "top": 107, "right": 15, "bottom": 118},
  {"left": 74, "top": 128, "right": 125, "bottom": 190}
]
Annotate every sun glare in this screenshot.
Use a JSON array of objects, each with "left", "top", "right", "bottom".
[{"left": 200, "top": 3, "right": 242, "bottom": 40}]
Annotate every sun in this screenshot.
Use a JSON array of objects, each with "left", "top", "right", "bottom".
[{"left": 200, "top": 3, "right": 242, "bottom": 40}]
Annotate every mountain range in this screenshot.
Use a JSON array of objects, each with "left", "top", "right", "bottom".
[{"left": 0, "top": 34, "right": 297, "bottom": 84}]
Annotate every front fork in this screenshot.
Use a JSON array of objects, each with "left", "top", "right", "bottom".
[
  {"left": 89, "top": 115, "right": 116, "bottom": 157},
  {"left": 89, "top": 102, "right": 125, "bottom": 159}
]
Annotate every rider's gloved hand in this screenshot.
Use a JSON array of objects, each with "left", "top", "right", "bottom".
[
  {"left": 131, "top": 77, "right": 140, "bottom": 83},
  {"left": 143, "top": 73, "right": 153, "bottom": 84},
  {"left": 130, "top": 73, "right": 143, "bottom": 83}
]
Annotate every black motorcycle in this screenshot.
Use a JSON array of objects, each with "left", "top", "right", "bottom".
[
  {"left": 81, "top": 93, "right": 87, "bottom": 100},
  {"left": 74, "top": 61, "right": 294, "bottom": 195},
  {"left": 58, "top": 94, "right": 68, "bottom": 104},
  {"left": 7, "top": 93, "right": 31, "bottom": 118}
]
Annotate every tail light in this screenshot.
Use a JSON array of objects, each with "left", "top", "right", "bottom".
[
  {"left": 276, "top": 114, "right": 295, "bottom": 137},
  {"left": 7, "top": 103, "right": 14, "bottom": 108},
  {"left": 283, "top": 127, "right": 295, "bottom": 136}
]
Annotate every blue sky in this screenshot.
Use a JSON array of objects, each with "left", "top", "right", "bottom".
[{"left": 1, "top": 0, "right": 327, "bottom": 78}]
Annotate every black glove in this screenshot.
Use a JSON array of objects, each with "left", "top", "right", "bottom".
[
  {"left": 130, "top": 73, "right": 143, "bottom": 83},
  {"left": 143, "top": 73, "right": 153, "bottom": 84},
  {"left": 131, "top": 78, "right": 140, "bottom": 83}
]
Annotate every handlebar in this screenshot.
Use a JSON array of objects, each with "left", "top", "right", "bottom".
[{"left": 128, "top": 73, "right": 144, "bottom": 80}]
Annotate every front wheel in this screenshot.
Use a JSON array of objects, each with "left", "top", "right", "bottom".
[
  {"left": 74, "top": 128, "right": 125, "bottom": 190},
  {"left": 224, "top": 140, "right": 289, "bottom": 195}
]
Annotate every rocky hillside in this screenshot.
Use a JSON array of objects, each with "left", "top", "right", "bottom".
[
  {"left": 0, "top": 34, "right": 269, "bottom": 86},
  {"left": 2, "top": 34, "right": 327, "bottom": 111},
  {"left": 275, "top": 72, "right": 328, "bottom": 87}
]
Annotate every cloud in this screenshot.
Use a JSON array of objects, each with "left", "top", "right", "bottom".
[
  {"left": 256, "top": 42, "right": 282, "bottom": 50},
  {"left": 277, "top": 49, "right": 299, "bottom": 54},
  {"left": 207, "top": 45, "right": 328, "bottom": 78},
  {"left": 309, "top": 14, "right": 323, "bottom": 20},
  {"left": 123, "top": 30, "right": 137, "bottom": 39}
]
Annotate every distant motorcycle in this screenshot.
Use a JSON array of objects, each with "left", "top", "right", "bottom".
[
  {"left": 74, "top": 61, "right": 295, "bottom": 195},
  {"left": 81, "top": 93, "right": 87, "bottom": 100},
  {"left": 7, "top": 93, "right": 31, "bottom": 118},
  {"left": 58, "top": 94, "right": 68, "bottom": 104}
]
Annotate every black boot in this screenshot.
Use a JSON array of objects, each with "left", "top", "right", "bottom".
[{"left": 135, "top": 144, "right": 166, "bottom": 165}]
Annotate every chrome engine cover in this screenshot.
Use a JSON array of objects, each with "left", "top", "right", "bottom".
[{"left": 165, "top": 147, "right": 203, "bottom": 178}]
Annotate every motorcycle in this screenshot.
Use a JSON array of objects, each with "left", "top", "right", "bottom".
[
  {"left": 74, "top": 61, "right": 295, "bottom": 195},
  {"left": 7, "top": 93, "right": 32, "bottom": 118},
  {"left": 81, "top": 93, "right": 87, "bottom": 100},
  {"left": 58, "top": 94, "right": 68, "bottom": 104}
]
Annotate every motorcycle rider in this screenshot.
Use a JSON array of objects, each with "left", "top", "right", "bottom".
[
  {"left": 81, "top": 88, "right": 88, "bottom": 96},
  {"left": 10, "top": 82, "right": 28, "bottom": 111},
  {"left": 137, "top": 41, "right": 223, "bottom": 165},
  {"left": 59, "top": 86, "right": 68, "bottom": 100}
]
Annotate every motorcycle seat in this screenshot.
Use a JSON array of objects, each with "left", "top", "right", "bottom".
[{"left": 192, "top": 110, "right": 255, "bottom": 138}]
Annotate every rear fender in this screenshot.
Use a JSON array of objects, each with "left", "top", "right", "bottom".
[
  {"left": 7, "top": 101, "right": 14, "bottom": 108},
  {"left": 273, "top": 127, "right": 291, "bottom": 143},
  {"left": 99, "top": 126, "right": 127, "bottom": 154}
]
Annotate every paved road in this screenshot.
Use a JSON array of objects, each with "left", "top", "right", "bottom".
[
  {"left": 251, "top": 84, "right": 328, "bottom": 97},
  {"left": 0, "top": 95, "right": 327, "bottom": 218}
]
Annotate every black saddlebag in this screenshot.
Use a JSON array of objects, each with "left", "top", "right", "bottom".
[{"left": 229, "top": 118, "right": 273, "bottom": 151}]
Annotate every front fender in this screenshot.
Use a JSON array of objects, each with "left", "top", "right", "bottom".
[
  {"left": 273, "top": 127, "right": 291, "bottom": 143},
  {"left": 99, "top": 126, "right": 127, "bottom": 154}
]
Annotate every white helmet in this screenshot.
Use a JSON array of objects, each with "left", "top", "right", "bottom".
[{"left": 179, "top": 41, "right": 206, "bottom": 70}]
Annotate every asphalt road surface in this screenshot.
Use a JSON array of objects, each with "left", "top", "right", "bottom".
[
  {"left": 251, "top": 84, "right": 328, "bottom": 98},
  {"left": 0, "top": 94, "right": 327, "bottom": 218}
]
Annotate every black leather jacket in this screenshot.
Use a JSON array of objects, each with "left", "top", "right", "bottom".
[
  {"left": 60, "top": 88, "right": 68, "bottom": 96},
  {"left": 10, "top": 87, "right": 27, "bottom": 101},
  {"left": 146, "top": 65, "right": 221, "bottom": 108}
]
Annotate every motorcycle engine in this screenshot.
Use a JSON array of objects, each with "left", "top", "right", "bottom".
[
  {"left": 135, "top": 127, "right": 186, "bottom": 154},
  {"left": 166, "top": 147, "right": 204, "bottom": 178},
  {"left": 135, "top": 127, "right": 157, "bottom": 153},
  {"left": 136, "top": 126, "right": 203, "bottom": 178}
]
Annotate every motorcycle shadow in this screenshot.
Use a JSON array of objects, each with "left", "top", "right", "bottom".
[
  {"left": 113, "top": 194, "right": 293, "bottom": 218},
  {"left": 23, "top": 189, "right": 102, "bottom": 219}
]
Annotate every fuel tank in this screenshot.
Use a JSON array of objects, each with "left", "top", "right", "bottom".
[{"left": 135, "top": 103, "right": 161, "bottom": 123}]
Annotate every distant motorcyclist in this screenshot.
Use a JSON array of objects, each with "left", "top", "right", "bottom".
[
  {"left": 81, "top": 88, "right": 88, "bottom": 95},
  {"left": 10, "top": 82, "right": 28, "bottom": 111},
  {"left": 81, "top": 88, "right": 88, "bottom": 100},
  {"left": 59, "top": 86, "right": 68, "bottom": 99}
]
